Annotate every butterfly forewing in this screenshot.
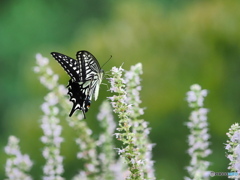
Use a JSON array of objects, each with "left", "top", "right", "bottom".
[
  {"left": 77, "top": 51, "right": 102, "bottom": 82},
  {"left": 51, "top": 52, "right": 82, "bottom": 82}
]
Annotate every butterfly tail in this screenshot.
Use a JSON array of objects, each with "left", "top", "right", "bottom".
[
  {"left": 68, "top": 104, "right": 86, "bottom": 119},
  {"left": 69, "top": 104, "right": 78, "bottom": 117}
]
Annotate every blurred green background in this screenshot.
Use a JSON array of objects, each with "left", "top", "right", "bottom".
[{"left": 1, "top": 0, "right": 240, "bottom": 179}]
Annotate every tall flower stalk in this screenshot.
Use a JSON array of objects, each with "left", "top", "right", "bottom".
[
  {"left": 108, "top": 64, "right": 155, "bottom": 180},
  {"left": 108, "top": 66, "right": 141, "bottom": 179},
  {"left": 185, "top": 84, "right": 212, "bottom": 180},
  {"left": 5, "top": 136, "right": 33, "bottom": 180},
  {"left": 35, "top": 53, "right": 65, "bottom": 180},
  {"left": 226, "top": 123, "right": 240, "bottom": 179},
  {"left": 97, "top": 100, "right": 126, "bottom": 180},
  {"left": 124, "top": 63, "right": 155, "bottom": 179}
]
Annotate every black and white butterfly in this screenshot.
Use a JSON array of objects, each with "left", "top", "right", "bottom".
[{"left": 51, "top": 50, "right": 104, "bottom": 118}]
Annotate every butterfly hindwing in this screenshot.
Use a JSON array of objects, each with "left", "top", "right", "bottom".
[
  {"left": 51, "top": 52, "right": 82, "bottom": 82},
  {"left": 67, "top": 79, "right": 91, "bottom": 119}
]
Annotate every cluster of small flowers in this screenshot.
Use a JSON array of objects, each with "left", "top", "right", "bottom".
[
  {"left": 34, "top": 54, "right": 65, "bottom": 180},
  {"left": 96, "top": 101, "right": 127, "bottom": 180},
  {"left": 65, "top": 110, "right": 99, "bottom": 178},
  {"left": 185, "top": 84, "right": 212, "bottom": 180},
  {"left": 5, "top": 136, "right": 33, "bottom": 180},
  {"left": 41, "top": 92, "right": 64, "bottom": 180},
  {"left": 66, "top": 114, "right": 98, "bottom": 171},
  {"left": 186, "top": 84, "right": 208, "bottom": 109},
  {"left": 226, "top": 123, "right": 240, "bottom": 179},
  {"left": 108, "top": 64, "right": 155, "bottom": 180},
  {"left": 97, "top": 101, "right": 116, "bottom": 156},
  {"left": 124, "top": 63, "right": 155, "bottom": 179},
  {"left": 34, "top": 53, "right": 59, "bottom": 90},
  {"left": 124, "top": 63, "right": 144, "bottom": 117},
  {"left": 108, "top": 66, "right": 132, "bottom": 131},
  {"left": 71, "top": 119, "right": 99, "bottom": 179}
]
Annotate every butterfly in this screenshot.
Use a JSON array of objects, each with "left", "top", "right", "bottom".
[{"left": 51, "top": 50, "right": 104, "bottom": 118}]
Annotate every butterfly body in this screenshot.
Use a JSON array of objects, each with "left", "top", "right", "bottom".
[{"left": 51, "top": 51, "right": 103, "bottom": 118}]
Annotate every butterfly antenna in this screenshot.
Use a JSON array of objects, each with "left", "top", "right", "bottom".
[{"left": 101, "top": 55, "right": 112, "bottom": 68}]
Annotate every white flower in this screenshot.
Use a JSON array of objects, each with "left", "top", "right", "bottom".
[
  {"left": 58, "top": 85, "right": 68, "bottom": 95},
  {"left": 33, "top": 66, "right": 40, "bottom": 73},
  {"left": 186, "top": 91, "right": 197, "bottom": 102},
  {"left": 190, "top": 84, "right": 201, "bottom": 91},
  {"left": 36, "top": 53, "right": 49, "bottom": 66},
  {"left": 115, "top": 148, "right": 125, "bottom": 155},
  {"left": 46, "top": 67, "right": 53, "bottom": 75},
  {"left": 5, "top": 136, "right": 33, "bottom": 179},
  {"left": 41, "top": 102, "right": 51, "bottom": 115},
  {"left": 45, "top": 92, "right": 59, "bottom": 106},
  {"left": 232, "top": 131, "right": 240, "bottom": 142},
  {"left": 201, "top": 89, "right": 208, "bottom": 97},
  {"left": 186, "top": 84, "right": 208, "bottom": 108},
  {"left": 52, "top": 74, "right": 59, "bottom": 83}
]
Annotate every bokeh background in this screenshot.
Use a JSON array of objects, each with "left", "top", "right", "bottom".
[{"left": 1, "top": 0, "right": 240, "bottom": 179}]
